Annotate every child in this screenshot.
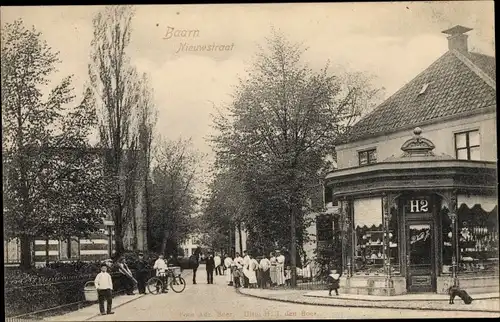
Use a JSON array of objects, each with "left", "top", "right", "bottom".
[
  {"left": 285, "top": 266, "right": 292, "bottom": 286},
  {"left": 326, "top": 269, "right": 341, "bottom": 296},
  {"left": 232, "top": 264, "right": 241, "bottom": 288},
  {"left": 94, "top": 263, "right": 114, "bottom": 315}
]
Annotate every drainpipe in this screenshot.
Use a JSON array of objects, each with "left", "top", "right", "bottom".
[{"left": 450, "top": 193, "right": 459, "bottom": 287}]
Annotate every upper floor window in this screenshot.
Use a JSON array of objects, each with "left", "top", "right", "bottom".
[
  {"left": 455, "top": 130, "right": 480, "bottom": 160},
  {"left": 359, "top": 149, "right": 377, "bottom": 166}
]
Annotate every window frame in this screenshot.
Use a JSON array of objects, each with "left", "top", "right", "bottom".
[
  {"left": 454, "top": 129, "right": 480, "bottom": 161},
  {"left": 316, "top": 215, "right": 334, "bottom": 242},
  {"left": 358, "top": 148, "right": 377, "bottom": 166}
]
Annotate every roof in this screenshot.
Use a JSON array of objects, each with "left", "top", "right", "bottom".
[
  {"left": 343, "top": 50, "right": 496, "bottom": 143},
  {"left": 467, "top": 52, "right": 496, "bottom": 81},
  {"left": 442, "top": 25, "right": 473, "bottom": 35}
]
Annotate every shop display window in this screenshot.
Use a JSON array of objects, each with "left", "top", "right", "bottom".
[
  {"left": 354, "top": 224, "right": 385, "bottom": 275},
  {"left": 353, "top": 198, "right": 384, "bottom": 275},
  {"left": 457, "top": 204, "right": 499, "bottom": 275}
]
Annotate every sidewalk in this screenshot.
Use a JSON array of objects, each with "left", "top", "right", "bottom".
[
  {"left": 236, "top": 288, "right": 500, "bottom": 313},
  {"left": 44, "top": 269, "right": 193, "bottom": 321},
  {"left": 44, "top": 293, "right": 145, "bottom": 321}
]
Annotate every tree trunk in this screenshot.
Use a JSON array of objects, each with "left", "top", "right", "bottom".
[
  {"left": 237, "top": 223, "right": 243, "bottom": 254},
  {"left": 160, "top": 235, "right": 168, "bottom": 256},
  {"left": 228, "top": 227, "right": 232, "bottom": 256},
  {"left": 290, "top": 209, "right": 297, "bottom": 287},
  {"left": 132, "top": 197, "right": 138, "bottom": 251},
  {"left": 145, "top": 178, "right": 152, "bottom": 251},
  {"left": 290, "top": 200, "right": 297, "bottom": 287},
  {"left": 114, "top": 200, "right": 125, "bottom": 258},
  {"left": 45, "top": 238, "right": 50, "bottom": 266},
  {"left": 20, "top": 235, "right": 32, "bottom": 270}
]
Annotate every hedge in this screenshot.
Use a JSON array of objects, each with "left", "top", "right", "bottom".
[{"left": 5, "top": 262, "right": 137, "bottom": 317}]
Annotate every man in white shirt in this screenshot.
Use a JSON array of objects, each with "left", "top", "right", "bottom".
[
  {"left": 242, "top": 250, "right": 251, "bottom": 288},
  {"left": 224, "top": 254, "right": 234, "bottom": 286},
  {"left": 259, "top": 254, "right": 271, "bottom": 289},
  {"left": 95, "top": 263, "right": 114, "bottom": 315},
  {"left": 234, "top": 253, "right": 244, "bottom": 267},
  {"left": 153, "top": 255, "right": 168, "bottom": 293},
  {"left": 214, "top": 253, "right": 222, "bottom": 276}
]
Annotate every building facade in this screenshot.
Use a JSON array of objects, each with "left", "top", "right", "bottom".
[
  {"left": 324, "top": 25, "right": 497, "bottom": 295},
  {"left": 179, "top": 233, "right": 204, "bottom": 257},
  {"left": 3, "top": 148, "right": 148, "bottom": 267}
]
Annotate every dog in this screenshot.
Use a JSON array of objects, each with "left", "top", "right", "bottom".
[{"left": 448, "top": 286, "right": 473, "bottom": 305}]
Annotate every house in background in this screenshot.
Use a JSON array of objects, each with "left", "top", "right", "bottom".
[
  {"left": 4, "top": 148, "right": 148, "bottom": 267},
  {"left": 325, "top": 25, "right": 497, "bottom": 295},
  {"left": 179, "top": 233, "right": 204, "bottom": 258}
]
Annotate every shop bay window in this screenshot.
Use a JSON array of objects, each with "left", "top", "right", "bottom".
[
  {"left": 353, "top": 198, "right": 384, "bottom": 275},
  {"left": 457, "top": 202, "right": 498, "bottom": 275}
]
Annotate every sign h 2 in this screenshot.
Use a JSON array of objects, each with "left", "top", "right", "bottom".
[{"left": 409, "top": 199, "right": 429, "bottom": 213}]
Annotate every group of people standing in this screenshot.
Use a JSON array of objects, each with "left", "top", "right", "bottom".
[{"left": 223, "top": 250, "right": 288, "bottom": 288}]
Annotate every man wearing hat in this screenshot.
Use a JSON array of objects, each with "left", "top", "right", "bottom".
[{"left": 136, "top": 253, "right": 148, "bottom": 294}]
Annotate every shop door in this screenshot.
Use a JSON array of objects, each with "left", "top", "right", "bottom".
[{"left": 406, "top": 221, "right": 436, "bottom": 292}]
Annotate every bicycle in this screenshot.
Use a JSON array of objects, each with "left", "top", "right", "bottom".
[{"left": 146, "top": 266, "right": 186, "bottom": 294}]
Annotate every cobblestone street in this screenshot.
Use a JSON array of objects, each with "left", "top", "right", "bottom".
[{"left": 51, "top": 268, "right": 498, "bottom": 320}]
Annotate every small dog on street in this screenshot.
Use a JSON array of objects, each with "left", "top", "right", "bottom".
[{"left": 448, "top": 286, "right": 473, "bottom": 305}]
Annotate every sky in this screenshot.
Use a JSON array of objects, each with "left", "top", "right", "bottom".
[{"left": 1, "top": 2, "right": 495, "bottom": 184}]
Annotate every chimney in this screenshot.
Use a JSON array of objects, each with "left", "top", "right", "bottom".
[{"left": 442, "top": 25, "right": 473, "bottom": 53}]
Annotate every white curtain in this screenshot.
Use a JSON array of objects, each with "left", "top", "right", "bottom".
[
  {"left": 457, "top": 195, "right": 497, "bottom": 212},
  {"left": 354, "top": 197, "right": 383, "bottom": 228}
]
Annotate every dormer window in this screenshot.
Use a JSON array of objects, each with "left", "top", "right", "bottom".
[
  {"left": 359, "top": 148, "right": 377, "bottom": 166},
  {"left": 418, "top": 83, "right": 430, "bottom": 95}
]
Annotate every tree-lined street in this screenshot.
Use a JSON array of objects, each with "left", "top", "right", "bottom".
[
  {"left": 84, "top": 268, "right": 498, "bottom": 321},
  {"left": 3, "top": 3, "right": 497, "bottom": 320}
]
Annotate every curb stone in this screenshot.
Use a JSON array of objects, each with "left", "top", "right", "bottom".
[
  {"left": 235, "top": 288, "right": 500, "bottom": 314},
  {"left": 304, "top": 293, "right": 500, "bottom": 302}
]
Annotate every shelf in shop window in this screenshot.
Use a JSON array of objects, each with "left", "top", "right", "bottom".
[{"left": 361, "top": 243, "right": 398, "bottom": 248}]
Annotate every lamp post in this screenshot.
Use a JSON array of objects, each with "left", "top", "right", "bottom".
[
  {"left": 450, "top": 212, "right": 458, "bottom": 286},
  {"left": 449, "top": 192, "right": 459, "bottom": 287},
  {"left": 382, "top": 195, "right": 393, "bottom": 288},
  {"left": 290, "top": 205, "right": 297, "bottom": 287}
]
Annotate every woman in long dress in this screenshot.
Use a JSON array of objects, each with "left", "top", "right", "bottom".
[
  {"left": 269, "top": 252, "right": 277, "bottom": 286},
  {"left": 248, "top": 255, "right": 258, "bottom": 287},
  {"left": 224, "top": 254, "right": 234, "bottom": 286},
  {"left": 276, "top": 251, "right": 286, "bottom": 286}
]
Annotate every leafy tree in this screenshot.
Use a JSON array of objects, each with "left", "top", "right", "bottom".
[
  {"left": 149, "top": 137, "right": 201, "bottom": 255},
  {"left": 211, "top": 29, "right": 382, "bottom": 285},
  {"left": 2, "top": 19, "right": 110, "bottom": 268},
  {"left": 136, "top": 74, "right": 158, "bottom": 251},
  {"left": 200, "top": 169, "right": 250, "bottom": 254},
  {"left": 88, "top": 5, "right": 142, "bottom": 256}
]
